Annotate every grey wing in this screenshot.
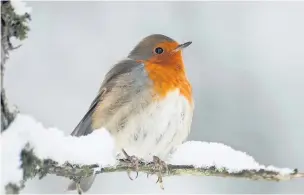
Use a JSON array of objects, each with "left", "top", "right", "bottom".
[
  {"left": 70, "top": 88, "right": 106, "bottom": 136},
  {"left": 68, "top": 59, "right": 153, "bottom": 193},
  {"left": 70, "top": 58, "right": 152, "bottom": 137}
]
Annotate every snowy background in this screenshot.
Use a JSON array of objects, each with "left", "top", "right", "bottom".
[{"left": 4, "top": 1, "right": 304, "bottom": 193}]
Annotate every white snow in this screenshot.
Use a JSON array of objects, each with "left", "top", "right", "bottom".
[
  {"left": 10, "top": 0, "right": 32, "bottom": 16},
  {"left": 0, "top": 114, "right": 116, "bottom": 193},
  {"left": 169, "top": 141, "right": 294, "bottom": 174},
  {"left": 0, "top": 114, "right": 296, "bottom": 193}
]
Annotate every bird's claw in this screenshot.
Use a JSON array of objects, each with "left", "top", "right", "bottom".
[
  {"left": 121, "top": 149, "right": 140, "bottom": 180},
  {"left": 126, "top": 155, "right": 140, "bottom": 180},
  {"left": 148, "top": 156, "right": 168, "bottom": 190}
]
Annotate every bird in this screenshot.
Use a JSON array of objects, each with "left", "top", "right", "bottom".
[{"left": 67, "top": 34, "right": 194, "bottom": 193}]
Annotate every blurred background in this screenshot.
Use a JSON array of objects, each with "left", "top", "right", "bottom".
[{"left": 4, "top": 1, "right": 304, "bottom": 194}]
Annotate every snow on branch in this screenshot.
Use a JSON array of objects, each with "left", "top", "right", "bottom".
[
  {"left": 1, "top": 114, "right": 303, "bottom": 194},
  {"left": 1, "top": 0, "right": 31, "bottom": 132},
  {"left": 10, "top": 0, "right": 32, "bottom": 16},
  {"left": 1, "top": 1, "right": 303, "bottom": 194}
]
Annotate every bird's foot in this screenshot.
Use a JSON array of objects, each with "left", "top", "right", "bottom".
[
  {"left": 148, "top": 156, "right": 168, "bottom": 190},
  {"left": 121, "top": 149, "right": 141, "bottom": 180}
]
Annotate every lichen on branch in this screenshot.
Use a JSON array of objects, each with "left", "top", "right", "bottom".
[
  {"left": 1, "top": 0, "right": 31, "bottom": 132},
  {"left": 6, "top": 146, "right": 304, "bottom": 194}
]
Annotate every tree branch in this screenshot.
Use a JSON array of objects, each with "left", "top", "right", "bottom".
[
  {"left": 2, "top": 1, "right": 304, "bottom": 195},
  {"left": 1, "top": 2, "right": 31, "bottom": 193},
  {"left": 5, "top": 145, "right": 304, "bottom": 194},
  {"left": 1, "top": 0, "right": 31, "bottom": 132}
]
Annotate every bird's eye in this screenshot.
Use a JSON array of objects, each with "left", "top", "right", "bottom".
[{"left": 154, "top": 47, "right": 164, "bottom": 54}]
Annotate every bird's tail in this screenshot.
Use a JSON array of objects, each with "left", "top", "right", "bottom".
[
  {"left": 67, "top": 91, "right": 105, "bottom": 193},
  {"left": 66, "top": 175, "right": 97, "bottom": 193}
]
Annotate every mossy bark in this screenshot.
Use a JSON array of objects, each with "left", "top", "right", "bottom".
[
  {"left": 1, "top": 0, "right": 31, "bottom": 132},
  {"left": 6, "top": 147, "right": 304, "bottom": 194}
]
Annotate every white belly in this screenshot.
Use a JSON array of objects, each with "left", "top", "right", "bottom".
[{"left": 114, "top": 89, "right": 193, "bottom": 161}]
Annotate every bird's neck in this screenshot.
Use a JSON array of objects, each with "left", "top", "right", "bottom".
[{"left": 144, "top": 56, "right": 193, "bottom": 105}]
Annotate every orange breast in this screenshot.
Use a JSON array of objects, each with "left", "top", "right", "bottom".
[{"left": 143, "top": 54, "right": 193, "bottom": 105}]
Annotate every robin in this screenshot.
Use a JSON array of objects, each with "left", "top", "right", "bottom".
[{"left": 67, "top": 34, "right": 194, "bottom": 193}]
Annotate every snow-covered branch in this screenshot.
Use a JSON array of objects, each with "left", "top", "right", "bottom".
[
  {"left": 1, "top": 0, "right": 31, "bottom": 132},
  {"left": 1, "top": 114, "right": 303, "bottom": 194},
  {"left": 16, "top": 149, "right": 304, "bottom": 183},
  {"left": 1, "top": 1, "right": 303, "bottom": 194}
]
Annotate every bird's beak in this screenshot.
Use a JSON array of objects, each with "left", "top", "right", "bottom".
[{"left": 173, "top": 41, "right": 192, "bottom": 53}]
